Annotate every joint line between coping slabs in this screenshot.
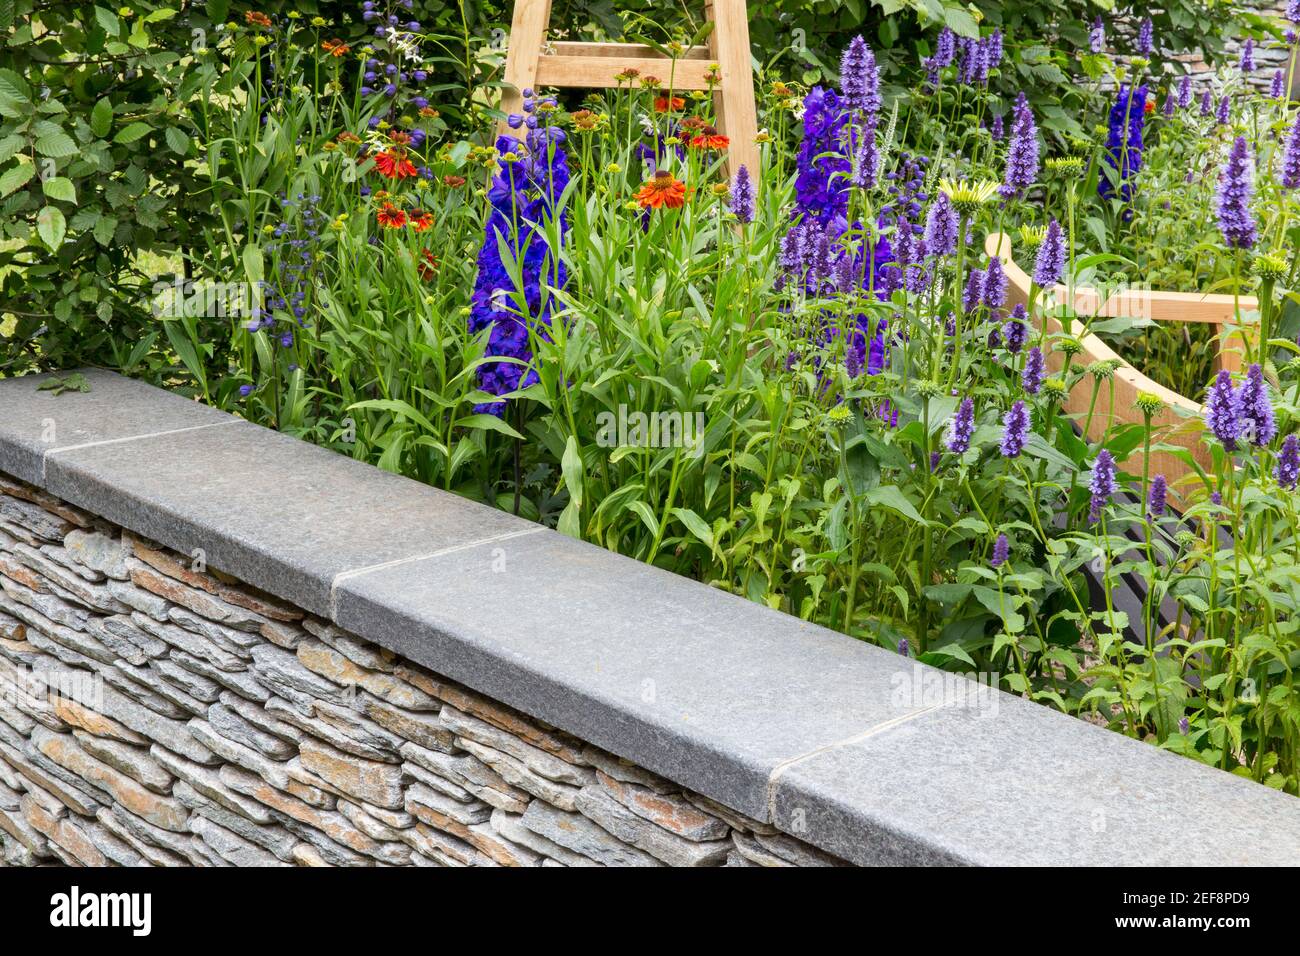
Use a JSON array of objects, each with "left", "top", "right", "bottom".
[
  {"left": 765, "top": 703, "right": 947, "bottom": 823},
  {"left": 327, "top": 526, "right": 546, "bottom": 611},
  {"left": 40, "top": 421, "right": 244, "bottom": 479}
]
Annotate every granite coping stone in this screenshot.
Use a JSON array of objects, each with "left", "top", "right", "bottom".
[{"left": 4, "top": 369, "right": 1299, "bottom": 865}]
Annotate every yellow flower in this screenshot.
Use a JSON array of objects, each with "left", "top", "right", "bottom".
[{"left": 311, "top": 16, "right": 327, "bottom": 27}]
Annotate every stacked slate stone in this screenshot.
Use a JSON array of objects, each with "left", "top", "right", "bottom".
[{"left": 0, "top": 475, "right": 845, "bottom": 867}]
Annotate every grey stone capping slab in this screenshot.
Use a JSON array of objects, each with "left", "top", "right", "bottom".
[{"left": 4, "top": 369, "right": 1299, "bottom": 865}]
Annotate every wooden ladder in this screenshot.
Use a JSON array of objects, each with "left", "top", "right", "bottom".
[{"left": 498, "top": 0, "right": 760, "bottom": 180}]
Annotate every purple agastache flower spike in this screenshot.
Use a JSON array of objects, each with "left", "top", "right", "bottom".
[
  {"left": 990, "top": 111, "right": 1004, "bottom": 140},
  {"left": 1163, "top": 90, "right": 1175, "bottom": 116},
  {"left": 1177, "top": 74, "right": 1192, "bottom": 109},
  {"left": 840, "top": 35, "right": 881, "bottom": 116},
  {"left": 897, "top": 637, "right": 910, "bottom": 657},
  {"left": 1273, "top": 69, "right": 1286, "bottom": 99},
  {"left": 991, "top": 533, "right": 1010, "bottom": 568},
  {"left": 1211, "top": 490, "right": 1223, "bottom": 506},
  {"left": 1200, "top": 89, "right": 1213, "bottom": 117},
  {"left": 1099, "top": 84, "right": 1148, "bottom": 203},
  {"left": 729, "top": 164, "right": 755, "bottom": 224},
  {"left": 1215, "top": 95, "right": 1230, "bottom": 126},
  {"left": 1089, "top": 16, "right": 1105, "bottom": 54},
  {"left": 1237, "top": 363, "right": 1276, "bottom": 446},
  {"left": 851, "top": 121, "right": 879, "bottom": 188},
  {"left": 1216, "top": 135, "right": 1257, "bottom": 250},
  {"left": 1137, "top": 17, "right": 1153, "bottom": 56},
  {"left": 946, "top": 397, "right": 976, "bottom": 454},
  {"left": 1239, "top": 38, "right": 1255, "bottom": 73},
  {"left": 1205, "top": 369, "right": 1242, "bottom": 450},
  {"left": 924, "top": 193, "right": 958, "bottom": 257},
  {"left": 963, "top": 268, "right": 985, "bottom": 313},
  {"left": 1276, "top": 434, "right": 1300, "bottom": 489},
  {"left": 935, "top": 27, "right": 956, "bottom": 67},
  {"left": 1000, "top": 95, "right": 1039, "bottom": 197},
  {"left": 984, "top": 256, "right": 1007, "bottom": 310},
  {"left": 1178, "top": 716, "right": 1189, "bottom": 736},
  {"left": 1148, "top": 474, "right": 1168, "bottom": 519},
  {"left": 1088, "top": 449, "right": 1117, "bottom": 524},
  {"left": 1022, "top": 346, "right": 1045, "bottom": 394},
  {"left": 1000, "top": 400, "right": 1029, "bottom": 458},
  {"left": 1033, "top": 218, "right": 1066, "bottom": 288},
  {"left": 1003, "top": 304, "right": 1028, "bottom": 354},
  {"left": 1282, "top": 118, "right": 1300, "bottom": 189}
]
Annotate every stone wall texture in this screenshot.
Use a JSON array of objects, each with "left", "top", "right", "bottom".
[{"left": 0, "top": 472, "right": 845, "bottom": 867}]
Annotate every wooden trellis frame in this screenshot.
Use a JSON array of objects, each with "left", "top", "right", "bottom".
[{"left": 498, "top": 0, "right": 761, "bottom": 180}]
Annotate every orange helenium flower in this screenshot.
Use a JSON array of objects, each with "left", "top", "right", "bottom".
[
  {"left": 654, "top": 93, "right": 686, "bottom": 112},
  {"left": 376, "top": 203, "right": 407, "bottom": 228},
  {"left": 443, "top": 175, "right": 466, "bottom": 188},
  {"left": 321, "top": 39, "right": 350, "bottom": 57},
  {"left": 373, "top": 149, "right": 418, "bottom": 179},
  {"left": 418, "top": 249, "right": 439, "bottom": 280},
  {"left": 636, "top": 171, "right": 687, "bottom": 209},
  {"left": 689, "top": 126, "right": 730, "bottom": 150},
  {"left": 245, "top": 11, "right": 272, "bottom": 28},
  {"left": 409, "top": 210, "right": 434, "bottom": 232}
]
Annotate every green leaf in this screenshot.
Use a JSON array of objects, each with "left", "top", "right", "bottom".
[
  {"left": 0, "top": 162, "right": 33, "bottom": 198},
  {"left": 241, "top": 243, "right": 263, "bottom": 282},
  {"left": 42, "top": 176, "right": 76, "bottom": 203},
  {"left": 164, "top": 126, "right": 189, "bottom": 156},
  {"left": 93, "top": 215, "right": 117, "bottom": 245},
  {"left": 94, "top": 6, "right": 122, "bottom": 36},
  {"left": 671, "top": 507, "right": 714, "bottom": 550},
  {"left": 36, "top": 205, "right": 67, "bottom": 250},
  {"left": 557, "top": 436, "right": 584, "bottom": 539},
  {"left": 91, "top": 98, "right": 114, "bottom": 137},
  {"left": 34, "top": 131, "right": 77, "bottom": 158},
  {"left": 0, "top": 68, "right": 28, "bottom": 103},
  {"left": 114, "top": 122, "right": 152, "bottom": 144},
  {"left": 864, "top": 485, "right": 926, "bottom": 524},
  {"left": 0, "top": 134, "right": 21, "bottom": 165}
]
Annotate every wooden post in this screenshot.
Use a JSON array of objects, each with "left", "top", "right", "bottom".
[{"left": 497, "top": 0, "right": 760, "bottom": 180}]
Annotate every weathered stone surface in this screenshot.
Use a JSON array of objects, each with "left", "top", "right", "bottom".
[
  {"left": 747, "top": 830, "right": 847, "bottom": 867},
  {"left": 398, "top": 822, "right": 497, "bottom": 867},
  {"left": 730, "top": 830, "right": 796, "bottom": 867},
  {"left": 128, "top": 560, "right": 267, "bottom": 632},
  {"left": 33, "top": 727, "right": 187, "bottom": 831},
  {"left": 302, "top": 619, "right": 396, "bottom": 672},
  {"left": 0, "top": 479, "right": 91, "bottom": 528},
  {"left": 0, "top": 804, "right": 51, "bottom": 855},
  {"left": 0, "top": 497, "right": 75, "bottom": 543},
  {"left": 349, "top": 801, "right": 414, "bottom": 830},
  {"left": 71, "top": 731, "right": 174, "bottom": 794},
  {"left": 22, "top": 793, "right": 108, "bottom": 865},
  {"left": 168, "top": 608, "right": 260, "bottom": 657},
  {"left": 443, "top": 705, "right": 592, "bottom": 786},
  {"left": 83, "top": 614, "right": 168, "bottom": 664},
  {"left": 63, "top": 530, "right": 129, "bottom": 580},
  {"left": 574, "top": 784, "right": 728, "bottom": 866},
  {"left": 297, "top": 639, "right": 439, "bottom": 711},
  {"left": 169, "top": 650, "right": 269, "bottom": 703},
  {"left": 435, "top": 680, "right": 587, "bottom": 765},
  {"left": 220, "top": 765, "right": 404, "bottom": 865},
  {"left": 249, "top": 643, "right": 348, "bottom": 711},
  {"left": 38, "top": 543, "right": 106, "bottom": 583},
  {"left": 187, "top": 719, "right": 291, "bottom": 790},
  {"left": 596, "top": 770, "right": 729, "bottom": 842},
  {"left": 265, "top": 695, "right": 401, "bottom": 763},
  {"left": 405, "top": 783, "right": 491, "bottom": 827},
  {"left": 291, "top": 843, "right": 331, "bottom": 866},
  {"left": 206, "top": 702, "right": 295, "bottom": 760},
  {"left": 489, "top": 808, "right": 599, "bottom": 867},
  {"left": 520, "top": 800, "right": 662, "bottom": 867},
  {"left": 258, "top": 618, "right": 305, "bottom": 650},
  {"left": 131, "top": 612, "right": 246, "bottom": 672},
  {"left": 457, "top": 737, "right": 583, "bottom": 811},
  {"left": 96, "top": 804, "right": 205, "bottom": 866},
  {"left": 152, "top": 657, "right": 223, "bottom": 704},
  {"left": 189, "top": 811, "right": 290, "bottom": 867},
  {"left": 96, "top": 807, "right": 190, "bottom": 866},
  {"left": 356, "top": 692, "right": 455, "bottom": 753},
  {"left": 0, "top": 739, "right": 104, "bottom": 815},
  {"left": 105, "top": 579, "right": 171, "bottom": 621},
  {"left": 337, "top": 799, "right": 408, "bottom": 842},
  {"left": 401, "top": 759, "right": 475, "bottom": 804},
  {"left": 298, "top": 738, "right": 404, "bottom": 810},
  {"left": 399, "top": 742, "right": 528, "bottom": 813},
  {"left": 7, "top": 542, "right": 130, "bottom": 613},
  {"left": 150, "top": 745, "right": 273, "bottom": 824},
  {"left": 104, "top": 662, "right": 207, "bottom": 718},
  {"left": 95, "top": 683, "right": 215, "bottom": 762},
  {"left": 0, "top": 610, "right": 26, "bottom": 641},
  {"left": 50, "top": 697, "right": 146, "bottom": 744},
  {"left": 580, "top": 745, "right": 675, "bottom": 793},
  {"left": 127, "top": 536, "right": 302, "bottom": 623}
]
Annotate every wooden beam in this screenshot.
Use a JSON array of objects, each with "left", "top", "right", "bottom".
[
  {"left": 707, "top": 0, "right": 760, "bottom": 182},
  {"left": 535, "top": 55, "right": 716, "bottom": 90},
  {"left": 546, "top": 41, "right": 711, "bottom": 60},
  {"left": 498, "top": 0, "right": 554, "bottom": 141}
]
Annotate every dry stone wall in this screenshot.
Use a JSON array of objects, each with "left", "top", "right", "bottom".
[{"left": 0, "top": 473, "right": 845, "bottom": 867}]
